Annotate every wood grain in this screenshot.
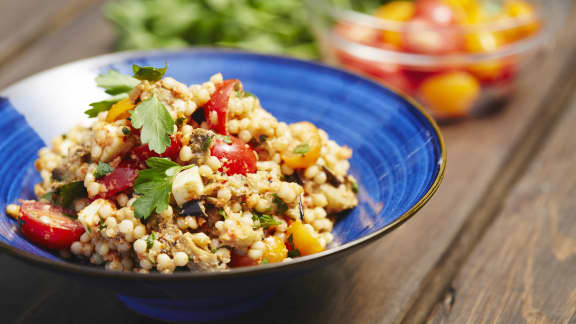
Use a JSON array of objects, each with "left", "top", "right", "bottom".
[
  {"left": 0, "top": 1, "right": 575, "bottom": 323},
  {"left": 426, "top": 78, "right": 576, "bottom": 324},
  {"left": 0, "top": 0, "right": 101, "bottom": 65}
]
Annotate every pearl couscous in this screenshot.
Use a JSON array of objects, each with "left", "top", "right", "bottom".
[{"left": 9, "top": 65, "right": 358, "bottom": 273}]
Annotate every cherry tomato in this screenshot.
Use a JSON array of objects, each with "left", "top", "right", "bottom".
[
  {"left": 97, "top": 167, "right": 139, "bottom": 198},
  {"left": 263, "top": 237, "right": 288, "bottom": 263},
  {"left": 402, "top": 18, "right": 463, "bottom": 54},
  {"left": 501, "top": 0, "right": 540, "bottom": 42},
  {"left": 374, "top": 1, "right": 415, "bottom": 48},
  {"left": 414, "top": 0, "right": 458, "bottom": 25},
  {"left": 204, "top": 79, "right": 238, "bottom": 134},
  {"left": 334, "top": 22, "right": 379, "bottom": 45},
  {"left": 106, "top": 98, "right": 134, "bottom": 123},
  {"left": 418, "top": 71, "right": 481, "bottom": 117},
  {"left": 133, "top": 136, "right": 182, "bottom": 163},
  {"left": 468, "top": 59, "right": 517, "bottom": 85},
  {"left": 286, "top": 220, "right": 324, "bottom": 256},
  {"left": 282, "top": 122, "right": 322, "bottom": 169},
  {"left": 229, "top": 252, "right": 258, "bottom": 268},
  {"left": 19, "top": 201, "right": 85, "bottom": 250},
  {"left": 210, "top": 136, "right": 257, "bottom": 176}
]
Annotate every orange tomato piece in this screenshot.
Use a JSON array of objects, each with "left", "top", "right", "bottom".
[
  {"left": 286, "top": 220, "right": 324, "bottom": 256},
  {"left": 282, "top": 122, "right": 322, "bottom": 169},
  {"left": 374, "top": 1, "right": 415, "bottom": 48},
  {"left": 263, "top": 237, "right": 288, "bottom": 263},
  {"left": 106, "top": 98, "right": 134, "bottom": 123},
  {"left": 418, "top": 71, "right": 480, "bottom": 117},
  {"left": 501, "top": 0, "right": 540, "bottom": 43}
]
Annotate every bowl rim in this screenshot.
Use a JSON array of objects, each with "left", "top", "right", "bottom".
[
  {"left": 0, "top": 48, "right": 446, "bottom": 281},
  {"left": 308, "top": 0, "right": 563, "bottom": 66}
]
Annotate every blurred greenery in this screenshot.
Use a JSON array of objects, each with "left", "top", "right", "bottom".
[{"left": 104, "top": 0, "right": 320, "bottom": 59}]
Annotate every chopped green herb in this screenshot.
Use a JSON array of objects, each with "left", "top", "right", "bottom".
[
  {"left": 273, "top": 194, "right": 288, "bottom": 215},
  {"left": 130, "top": 95, "right": 175, "bottom": 154},
  {"left": 293, "top": 143, "right": 310, "bottom": 155},
  {"left": 218, "top": 208, "right": 227, "bottom": 219},
  {"left": 132, "top": 157, "right": 189, "bottom": 219},
  {"left": 99, "top": 219, "right": 107, "bottom": 231},
  {"left": 122, "top": 127, "right": 131, "bottom": 135},
  {"left": 252, "top": 211, "right": 281, "bottom": 229},
  {"left": 288, "top": 249, "right": 301, "bottom": 258},
  {"left": 55, "top": 181, "right": 87, "bottom": 209},
  {"left": 132, "top": 63, "right": 168, "bottom": 82},
  {"left": 62, "top": 134, "right": 67, "bottom": 139},
  {"left": 210, "top": 248, "right": 218, "bottom": 254},
  {"left": 351, "top": 181, "right": 359, "bottom": 194},
  {"left": 41, "top": 191, "right": 55, "bottom": 203},
  {"left": 202, "top": 135, "right": 214, "bottom": 152},
  {"left": 260, "top": 258, "right": 269, "bottom": 264},
  {"left": 176, "top": 116, "right": 186, "bottom": 126},
  {"left": 259, "top": 135, "right": 267, "bottom": 143},
  {"left": 95, "top": 70, "right": 140, "bottom": 95},
  {"left": 222, "top": 135, "right": 232, "bottom": 144},
  {"left": 94, "top": 162, "right": 114, "bottom": 180},
  {"left": 85, "top": 93, "right": 129, "bottom": 118},
  {"left": 146, "top": 232, "right": 157, "bottom": 250}
]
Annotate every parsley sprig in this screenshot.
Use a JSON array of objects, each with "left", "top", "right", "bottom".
[
  {"left": 130, "top": 95, "right": 175, "bottom": 154},
  {"left": 94, "top": 162, "right": 114, "bottom": 179},
  {"left": 251, "top": 211, "right": 281, "bottom": 229},
  {"left": 132, "top": 157, "right": 194, "bottom": 219}
]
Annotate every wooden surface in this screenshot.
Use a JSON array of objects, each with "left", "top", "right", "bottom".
[{"left": 1, "top": 1, "right": 576, "bottom": 323}]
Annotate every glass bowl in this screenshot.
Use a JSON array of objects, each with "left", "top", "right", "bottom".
[{"left": 307, "top": 0, "right": 565, "bottom": 121}]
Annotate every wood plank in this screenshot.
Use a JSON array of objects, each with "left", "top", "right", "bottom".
[
  {"left": 425, "top": 76, "right": 576, "bottom": 324},
  {"left": 0, "top": 0, "right": 100, "bottom": 65},
  {"left": 0, "top": 0, "right": 115, "bottom": 90},
  {"left": 0, "top": 3, "right": 575, "bottom": 324}
]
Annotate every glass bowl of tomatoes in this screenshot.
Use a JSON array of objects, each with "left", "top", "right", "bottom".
[{"left": 307, "top": 0, "right": 564, "bottom": 121}]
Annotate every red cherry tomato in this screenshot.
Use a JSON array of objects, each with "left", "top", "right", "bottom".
[
  {"left": 210, "top": 136, "right": 257, "bottom": 176},
  {"left": 204, "top": 79, "right": 239, "bottom": 135},
  {"left": 229, "top": 252, "right": 258, "bottom": 268},
  {"left": 414, "top": 0, "right": 457, "bottom": 25},
  {"left": 97, "top": 167, "right": 139, "bottom": 198},
  {"left": 19, "top": 201, "right": 85, "bottom": 250},
  {"left": 133, "top": 136, "right": 182, "bottom": 163},
  {"left": 402, "top": 18, "right": 463, "bottom": 54}
]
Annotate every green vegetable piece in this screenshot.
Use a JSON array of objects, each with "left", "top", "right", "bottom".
[
  {"left": 41, "top": 192, "right": 55, "bottom": 203},
  {"left": 94, "top": 162, "right": 114, "bottom": 180},
  {"left": 85, "top": 93, "right": 129, "bottom": 118},
  {"left": 122, "top": 127, "right": 131, "bottom": 135},
  {"left": 132, "top": 63, "right": 168, "bottom": 82},
  {"left": 273, "top": 194, "right": 288, "bottom": 215},
  {"left": 288, "top": 249, "right": 301, "bottom": 258},
  {"left": 202, "top": 135, "right": 214, "bottom": 152},
  {"left": 286, "top": 233, "right": 301, "bottom": 257},
  {"left": 293, "top": 143, "right": 310, "bottom": 154},
  {"left": 218, "top": 208, "right": 227, "bottom": 219},
  {"left": 260, "top": 258, "right": 269, "bottom": 264},
  {"left": 252, "top": 211, "right": 281, "bottom": 229},
  {"left": 99, "top": 219, "right": 107, "bottom": 231},
  {"left": 131, "top": 96, "right": 175, "bottom": 154},
  {"left": 133, "top": 158, "right": 180, "bottom": 219},
  {"left": 351, "top": 181, "right": 359, "bottom": 194},
  {"left": 56, "top": 181, "right": 88, "bottom": 209},
  {"left": 146, "top": 232, "right": 157, "bottom": 250},
  {"left": 95, "top": 70, "right": 139, "bottom": 95},
  {"left": 222, "top": 135, "right": 232, "bottom": 144}
]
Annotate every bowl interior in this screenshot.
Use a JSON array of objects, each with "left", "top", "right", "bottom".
[{"left": 0, "top": 50, "right": 444, "bottom": 268}]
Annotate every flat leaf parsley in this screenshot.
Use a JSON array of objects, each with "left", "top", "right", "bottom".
[
  {"left": 130, "top": 95, "right": 175, "bottom": 154},
  {"left": 132, "top": 63, "right": 167, "bottom": 82}
]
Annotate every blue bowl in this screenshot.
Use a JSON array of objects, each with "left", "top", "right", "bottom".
[{"left": 0, "top": 49, "right": 445, "bottom": 322}]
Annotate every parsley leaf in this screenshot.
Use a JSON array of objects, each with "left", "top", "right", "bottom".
[
  {"left": 94, "top": 162, "right": 114, "bottom": 179},
  {"left": 273, "top": 194, "right": 288, "bottom": 215},
  {"left": 55, "top": 181, "right": 87, "bottom": 209},
  {"left": 132, "top": 157, "right": 180, "bottom": 219},
  {"left": 218, "top": 208, "right": 227, "bottom": 219},
  {"left": 288, "top": 249, "right": 301, "bottom": 258},
  {"left": 351, "top": 181, "right": 359, "bottom": 194},
  {"left": 293, "top": 143, "right": 310, "bottom": 154},
  {"left": 131, "top": 95, "right": 175, "bottom": 154},
  {"left": 202, "top": 135, "right": 214, "bottom": 152},
  {"left": 146, "top": 232, "right": 157, "bottom": 250},
  {"left": 260, "top": 258, "right": 269, "bottom": 264},
  {"left": 99, "top": 219, "right": 107, "bottom": 231},
  {"left": 85, "top": 93, "right": 128, "bottom": 118},
  {"left": 222, "top": 135, "right": 232, "bottom": 144},
  {"left": 252, "top": 211, "right": 281, "bottom": 229},
  {"left": 95, "top": 70, "right": 140, "bottom": 95},
  {"left": 286, "top": 234, "right": 301, "bottom": 257},
  {"left": 132, "top": 63, "right": 167, "bottom": 82}
]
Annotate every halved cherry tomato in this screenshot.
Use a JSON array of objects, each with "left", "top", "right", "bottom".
[
  {"left": 334, "top": 22, "right": 379, "bottom": 45},
  {"left": 282, "top": 122, "right": 322, "bottom": 169},
  {"left": 286, "top": 220, "right": 324, "bottom": 256},
  {"left": 19, "top": 201, "right": 84, "bottom": 250},
  {"left": 229, "top": 252, "right": 258, "bottom": 268},
  {"left": 374, "top": 1, "right": 415, "bottom": 48},
  {"left": 501, "top": 0, "right": 540, "bottom": 43},
  {"left": 97, "top": 167, "right": 138, "bottom": 198},
  {"left": 204, "top": 79, "right": 239, "bottom": 134},
  {"left": 414, "top": 0, "right": 458, "bottom": 25},
  {"left": 210, "top": 136, "right": 257, "bottom": 176},
  {"left": 133, "top": 136, "right": 182, "bottom": 163},
  {"left": 402, "top": 18, "right": 463, "bottom": 54},
  {"left": 106, "top": 98, "right": 134, "bottom": 123}
]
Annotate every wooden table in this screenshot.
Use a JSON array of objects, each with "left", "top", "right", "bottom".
[{"left": 2, "top": 1, "right": 576, "bottom": 323}]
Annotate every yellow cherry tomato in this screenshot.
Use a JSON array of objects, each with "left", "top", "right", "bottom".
[
  {"left": 501, "top": 0, "right": 540, "bottom": 42},
  {"left": 465, "top": 31, "right": 504, "bottom": 53},
  {"left": 263, "top": 236, "right": 288, "bottom": 263},
  {"left": 374, "top": 1, "right": 415, "bottom": 48},
  {"left": 105, "top": 98, "right": 134, "bottom": 123},
  {"left": 287, "top": 220, "right": 324, "bottom": 256},
  {"left": 445, "top": 0, "right": 484, "bottom": 24},
  {"left": 467, "top": 61, "right": 505, "bottom": 81},
  {"left": 418, "top": 71, "right": 481, "bottom": 117},
  {"left": 282, "top": 122, "right": 322, "bottom": 169}
]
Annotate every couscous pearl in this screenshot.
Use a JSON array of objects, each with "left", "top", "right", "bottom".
[
  {"left": 185, "top": 216, "right": 198, "bottom": 229},
  {"left": 80, "top": 232, "right": 91, "bottom": 243},
  {"left": 90, "top": 254, "right": 103, "bottom": 265},
  {"left": 82, "top": 244, "right": 93, "bottom": 257},
  {"left": 255, "top": 199, "right": 269, "bottom": 213},
  {"left": 116, "top": 193, "right": 129, "bottom": 207},
  {"left": 157, "top": 254, "right": 172, "bottom": 270},
  {"left": 304, "top": 165, "right": 319, "bottom": 179},
  {"left": 5, "top": 204, "right": 20, "bottom": 219},
  {"left": 280, "top": 164, "right": 294, "bottom": 175},
  {"left": 207, "top": 156, "right": 221, "bottom": 171},
  {"left": 118, "top": 242, "right": 131, "bottom": 253},
  {"left": 248, "top": 249, "right": 263, "bottom": 260},
  {"left": 118, "top": 219, "right": 134, "bottom": 234},
  {"left": 174, "top": 252, "right": 189, "bottom": 267},
  {"left": 313, "top": 172, "right": 327, "bottom": 184},
  {"left": 312, "top": 194, "right": 328, "bottom": 208},
  {"left": 70, "top": 241, "right": 82, "bottom": 255},
  {"left": 277, "top": 182, "right": 296, "bottom": 204},
  {"left": 96, "top": 242, "right": 110, "bottom": 256},
  {"left": 179, "top": 145, "right": 193, "bottom": 162},
  {"left": 134, "top": 225, "right": 146, "bottom": 239},
  {"left": 98, "top": 203, "right": 113, "bottom": 219},
  {"left": 198, "top": 165, "right": 212, "bottom": 177},
  {"left": 140, "top": 259, "right": 153, "bottom": 270},
  {"left": 217, "top": 188, "right": 232, "bottom": 203},
  {"left": 239, "top": 130, "right": 252, "bottom": 143},
  {"left": 87, "top": 182, "right": 101, "bottom": 197},
  {"left": 124, "top": 232, "right": 135, "bottom": 243},
  {"left": 134, "top": 239, "right": 147, "bottom": 254},
  {"left": 252, "top": 241, "right": 266, "bottom": 250},
  {"left": 177, "top": 217, "right": 187, "bottom": 230},
  {"left": 105, "top": 260, "right": 122, "bottom": 271},
  {"left": 160, "top": 205, "right": 173, "bottom": 218}
]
